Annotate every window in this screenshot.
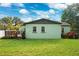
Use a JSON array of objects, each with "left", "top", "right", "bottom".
[
  {"left": 33, "top": 26, "right": 37, "bottom": 33},
  {"left": 41, "top": 26, "right": 45, "bottom": 33}
]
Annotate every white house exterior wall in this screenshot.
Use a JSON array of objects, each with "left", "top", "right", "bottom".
[
  {"left": 25, "top": 24, "right": 61, "bottom": 39},
  {"left": 63, "top": 26, "right": 70, "bottom": 34}
]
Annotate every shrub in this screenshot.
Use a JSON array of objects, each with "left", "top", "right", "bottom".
[
  {"left": 65, "top": 32, "right": 78, "bottom": 39},
  {"left": 1, "top": 36, "right": 17, "bottom": 39}
]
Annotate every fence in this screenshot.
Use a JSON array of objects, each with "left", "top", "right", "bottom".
[
  {"left": 0, "top": 30, "right": 22, "bottom": 38},
  {"left": 5, "top": 30, "right": 22, "bottom": 38}
]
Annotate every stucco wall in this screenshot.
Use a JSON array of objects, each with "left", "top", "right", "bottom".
[
  {"left": 63, "top": 26, "right": 70, "bottom": 34},
  {"left": 25, "top": 24, "right": 61, "bottom": 39},
  {"left": 0, "top": 30, "right": 5, "bottom": 38}
]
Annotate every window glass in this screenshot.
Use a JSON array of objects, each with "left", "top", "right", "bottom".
[
  {"left": 41, "top": 26, "right": 45, "bottom": 33},
  {"left": 33, "top": 26, "right": 36, "bottom": 33}
]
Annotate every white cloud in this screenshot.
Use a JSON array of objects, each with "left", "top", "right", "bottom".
[
  {"left": 0, "top": 14, "right": 7, "bottom": 18},
  {"left": 33, "top": 9, "right": 56, "bottom": 19},
  {"left": 19, "top": 9, "right": 29, "bottom": 14},
  {"left": 0, "top": 3, "right": 25, "bottom": 8},
  {"left": 39, "top": 14, "right": 49, "bottom": 19},
  {"left": 21, "top": 17, "right": 33, "bottom": 22},
  {"left": 47, "top": 3, "right": 54, "bottom": 8},
  {"left": 0, "top": 3, "right": 12, "bottom": 7},
  {"left": 33, "top": 10, "right": 47, "bottom": 15},
  {"left": 65, "top": 3, "right": 73, "bottom": 5},
  {"left": 55, "top": 4, "right": 67, "bottom": 9},
  {"left": 48, "top": 9, "right": 55, "bottom": 14},
  {"left": 17, "top": 3, "right": 24, "bottom": 7},
  {"left": 14, "top": 3, "right": 24, "bottom": 7},
  {"left": 48, "top": 3, "right": 67, "bottom": 9},
  {"left": 33, "top": 10, "right": 50, "bottom": 19}
]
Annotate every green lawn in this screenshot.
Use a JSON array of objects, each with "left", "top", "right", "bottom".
[{"left": 0, "top": 39, "right": 79, "bottom": 56}]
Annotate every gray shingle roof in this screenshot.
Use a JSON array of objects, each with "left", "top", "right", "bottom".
[
  {"left": 61, "top": 22, "right": 70, "bottom": 26},
  {"left": 23, "top": 18, "right": 61, "bottom": 25}
]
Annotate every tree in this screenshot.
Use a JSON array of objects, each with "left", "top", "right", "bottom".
[
  {"left": 13, "top": 17, "right": 21, "bottom": 25},
  {"left": 0, "top": 17, "right": 12, "bottom": 30},
  {"left": 0, "top": 21, "right": 5, "bottom": 30},
  {"left": 12, "top": 17, "right": 23, "bottom": 30},
  {"left": 0, "top": 16, "right": 23, "bottom": 30},
  {"left": 61, "top": 3, "right": 79, "bottom": 36}
]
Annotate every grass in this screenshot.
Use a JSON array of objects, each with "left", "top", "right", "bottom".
[{"left": 0, "top": 39, "right": 79, "bottom": 56}]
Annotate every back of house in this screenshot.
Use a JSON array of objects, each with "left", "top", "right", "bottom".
[{"left": 20, "top": 18, "right": 61, "bottom": 39}]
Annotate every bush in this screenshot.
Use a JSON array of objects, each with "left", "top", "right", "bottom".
[
  {"left": 1, "top": 36, "right": 22, "bottom": 39},
  {"left": 1, "top": 36, "right": 17, "bottom": 39},
  {"left": 65, "top": 32, "right": 78, "bottom": 39}
]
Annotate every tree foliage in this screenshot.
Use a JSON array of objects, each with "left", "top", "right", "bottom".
[
  {"left": 61, "top": 3, "right": 79, "bottom": 23},
  {"left": 0, "top": 16, "right": 23, "bottom": 30},
  {"left": 61, "top": 3, "right": 79, "bottom": 33}
]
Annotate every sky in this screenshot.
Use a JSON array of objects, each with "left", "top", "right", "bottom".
[{"left": 0, "top": 3, "right": 72, "bottom": 22}]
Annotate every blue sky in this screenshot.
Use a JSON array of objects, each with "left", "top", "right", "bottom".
[{"left": 0, "top": 3, "right": 71, "bottom": 22}]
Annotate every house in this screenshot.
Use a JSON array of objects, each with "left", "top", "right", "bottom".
[
  {"left": 61, "top": 22, "right": 70, "bottom": 34},
  {"left": 20, "top": 18, "right": 61, "bottom": 39}
]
